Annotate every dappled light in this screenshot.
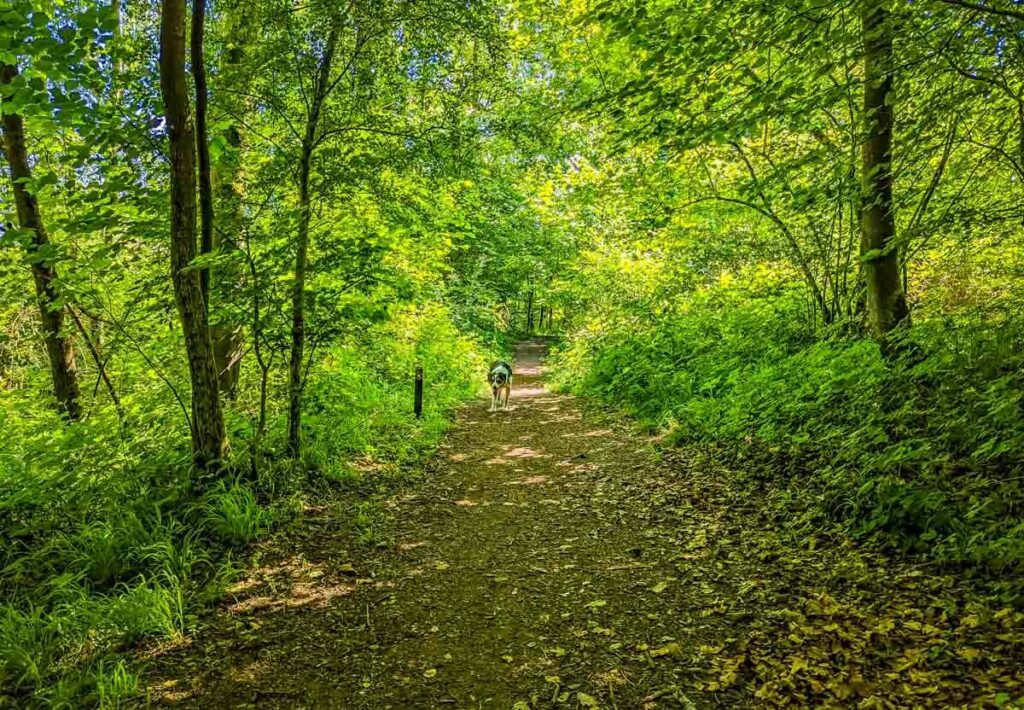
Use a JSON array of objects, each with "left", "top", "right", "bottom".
[
  {"left": 223, "top": 558, "right": 356, "bottom": 614},
  {"left": 562, "top": 429, "right": 614, "bottom": 439},
  {"left": 502, "top": 447, "right": 545, "bottom": 459},
  {"left": 506, "top": 475, "right": 549, "bottom": 485},
  {"left": 2, "top": 0, "right": 1024, "bottom": 707},
  {"left": 147, "top": 679, "right": 193, "bottom": 704},
  {"left": 509, "top": 385, "right": 547, "bottom": 398}
]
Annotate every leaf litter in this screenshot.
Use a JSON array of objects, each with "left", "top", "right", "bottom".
[{"left": 136, "top": 340, "right": 1024, "bottom": 708}]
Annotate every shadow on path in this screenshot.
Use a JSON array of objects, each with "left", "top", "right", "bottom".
[{"left": 138, "top": 339, "right": 1024, "bottom": 708}]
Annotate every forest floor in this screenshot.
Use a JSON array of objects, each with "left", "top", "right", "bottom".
[{"left": 137, "top": 339, "right": 1023, "bottom": 709}]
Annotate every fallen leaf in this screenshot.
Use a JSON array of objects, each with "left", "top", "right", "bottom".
[{"left": 650, "top": 643, "right": 682, "bottom": 658}]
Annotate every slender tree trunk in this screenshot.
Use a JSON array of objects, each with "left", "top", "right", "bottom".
[
  {"left": 288, "top": 25, "right": 339, "bottom": 459},
  {"left": 194, "top": 0, "right": 242, "bottom": 397},
  {"left": 243, "top": 242, "right": 271, "bottom": 438},
  {"left": 159, "top": 0, "right": 226, "bottom": 468},
  {"left": 860, "top": 0, "right": 908, "bottom": 340},
  {"left": 191, "top": 0, "right": 214, "bottom": 310},
  {"left": 67, "top": 306, "right": 124, "bottom": 422},
  {"left": 112, "top": 0, "right": 126, "bottom": 103},
  {"left": 525, "top": 290, "right": 534, "bottom": 334},
  {"left": 1, "top": 63, "right": 82, "bottom": 421},
  {"left": 288, "top": 146, "right": 314, "bottom": 458},
  {"left": 209, "top": 0, "right": 254, "bottom": 397}
]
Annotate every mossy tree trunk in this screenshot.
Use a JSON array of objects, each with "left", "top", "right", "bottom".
[
  {"left": 1, "top": 63, "right": 82, "bottom": 421},
  {"left": 209, "top": 0, "right": 254, "bottom": 398},
  {"left": 860, "top": 0, "right": 908, "bottom": 342},
  {"left": 159, "top": 0, "right": 226, "bottom": 468}
]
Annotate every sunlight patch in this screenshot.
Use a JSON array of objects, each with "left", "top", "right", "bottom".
[
  {"left": 227, "top": 582, "right": 354, "bottom": 614},
  {"left": 150, "top": 679, "right": 193, "bottom": 703},
  {"left": 507, "top": 475, "right": 549, "bottom": 485},
  {"left": 505, "top": 446, "right": 544, "bottom": 458}
]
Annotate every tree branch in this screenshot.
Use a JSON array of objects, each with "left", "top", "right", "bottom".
[{"left": 938, "top": 0, "right": 1024, "bottom": 21}]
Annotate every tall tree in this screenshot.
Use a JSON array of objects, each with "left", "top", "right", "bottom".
[
  {"left": 193, "top": 0, "right": 242, "bottom": 396},
  {"left": 158, "top": 0, "right": 226, "bottom": 467},
  {"left": 1, "top": 62, "right": 82, "bottom": 421},
  {"left": 860, "top": 0, "right": 908, "bottom": 339},
  {"left": 208, "top": 0, "right": 255, "bottom": 396},
  {"left": 192, "top": 0, "right": 214, "bottom": 309},
  {"left": 287, "top": 20, "right": 341, "bottom": 459}
]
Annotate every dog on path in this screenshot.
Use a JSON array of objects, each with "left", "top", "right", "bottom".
[{"left": 488, "top": 361, "right": 512, "bottom": 412}]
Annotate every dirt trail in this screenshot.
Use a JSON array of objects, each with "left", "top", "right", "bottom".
[{"left": 140, "top": 339, "right": 1024, "bottom": 709}]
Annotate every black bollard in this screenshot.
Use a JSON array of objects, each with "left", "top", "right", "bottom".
[{"left": 414, "top": 366, "right": 423, "bottom": 419}]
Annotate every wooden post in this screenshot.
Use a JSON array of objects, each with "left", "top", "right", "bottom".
[{"left": 414, "top": 366, "right": 423, "bottom": 419}]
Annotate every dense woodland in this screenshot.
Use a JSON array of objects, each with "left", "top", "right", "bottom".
[{"left": 3, "top": 0, "right": 1024, "bottom": 705}]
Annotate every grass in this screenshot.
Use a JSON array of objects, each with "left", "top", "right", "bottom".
[
  {"left": 0, "top": 304, "right": 490, "bottom": 707},
  {"left": 201, "top": 481, "right": 273, "bottom": 544}
]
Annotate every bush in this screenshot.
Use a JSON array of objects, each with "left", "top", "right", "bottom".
[
  {"left": 303, "top": 303, "right": 485, "bottom": 483},
  {"left": 201, "top": 481, "right": 272, "bottom": 544},
  {"left": 552, "top": 272, "right": 1024, "bottom": 586},
  {"left": 0, "top": 302, "right": 488, "bottom": 706}
]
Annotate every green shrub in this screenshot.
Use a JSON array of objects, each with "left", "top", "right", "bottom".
[
  {"left": 0, "top": 301, "right": 488, "bottom": 706},
  {"left": 200, "top": 481, "right": 271, "bottom": 544},
  {"left": 304, "top": 303, "right": 484, "bottom": 481},
  {"left": 553, "top": 273, "right": 1024, "bottom": 585}
]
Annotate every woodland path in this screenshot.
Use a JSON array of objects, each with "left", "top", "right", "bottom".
[{"left": 139, "top": 340, "right": 1023, "bottom": 708}]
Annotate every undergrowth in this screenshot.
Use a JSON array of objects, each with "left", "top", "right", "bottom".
[
  {"left": 551, "top": 270, "right": 1024, "bottom": 601},
  {"left": 0, "top": 305, "right": 486, "bottom": 707}
]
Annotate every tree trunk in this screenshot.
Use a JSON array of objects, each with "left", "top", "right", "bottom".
[
  {"left": 287, "top": 25, "right": 339, "bottom": 459},
  {"left": 860, "top": 0, "right": 908, "bottom": 340},
  {"left": 288, "top": 147, "right": 313, "bottom": 458},
  {"left": 191, "top": 0, "right": 214, "bottom": 310},
  {"left": 112, "top": 0, "right": 126, "bottom": 100},
  {"left": 159, "top": 0, "right": 226, "bottom": 468},
  {"left": 67, "top": 306, "right": 124, "bottom": 422},
  {"left": 1, "top": 63, "right": 82, "bottom": 421},
  {"left": 525, "top": 290, "right": 534, "bottom": 334},
  {"left": 209, "top": 0, "right": 254, "bottom": 397}
]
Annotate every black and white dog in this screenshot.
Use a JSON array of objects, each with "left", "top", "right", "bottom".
[{"left": 487, "top": 360, "right": 512, "bottom": 412}]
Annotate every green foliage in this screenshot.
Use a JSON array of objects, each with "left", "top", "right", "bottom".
[
  {"left": 200, "top": 482, "right": 271, "bottom": 544},
  {"left": 2, "top": 0, "right": 517, "bottom": 703},
  {"left": 6, "top": 0, "right": 1024, "bottom": 703},
  {"left": 553, "top": 270, "right": 1024, "bottom": 588},
  {"left": 94, "top": 659, "right": 140, "bottom": 709},
  {"left": 0, "top": 302, "right": 487, "bottom": 705},
  {"left": 305, "top": 304, "right": 485, "bottom": 479}
]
